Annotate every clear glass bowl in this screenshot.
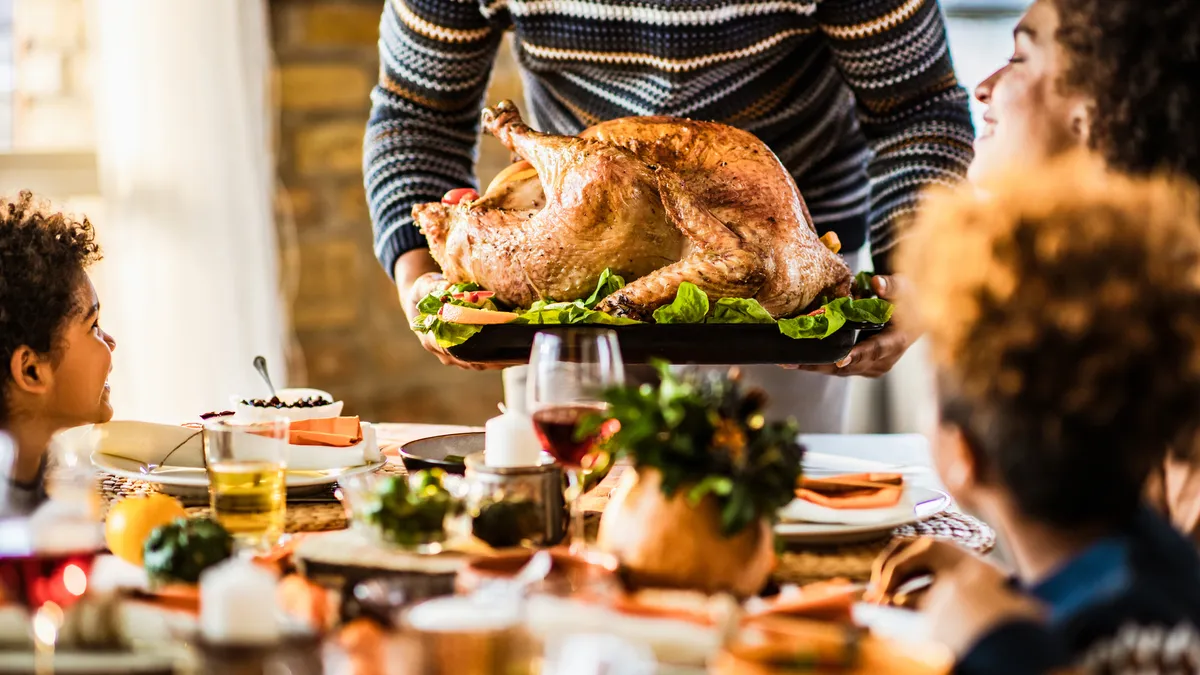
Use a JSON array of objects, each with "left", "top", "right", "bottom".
[{"left": 336, "top": 471, "right": 470, "bottom": 555}]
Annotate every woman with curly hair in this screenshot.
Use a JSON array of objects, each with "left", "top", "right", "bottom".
[
  {"left": 0, "top": 192, "right": 115, "bottom": 511},
  {"left": 875, "top": 156, "right": 1200, "bottom": 672},
  {"left": 965, "top": 0, "right": 1200, "bottom": 542}
]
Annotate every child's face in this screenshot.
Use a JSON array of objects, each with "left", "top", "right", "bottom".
[
  {"left": 969, "top": 0, "right": 1091, "bottom": 184},
  {"left": 44, "top": 275, "right": 117, "bottom": 427}
]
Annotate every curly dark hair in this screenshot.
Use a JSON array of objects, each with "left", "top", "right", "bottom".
[
  {"left": 898, "top": 155, "right": 1200, "bottom": 529},
  {"left": 0, "top": 192, "right": 102, "bottom": 423},
  {"left": 1052, "top": 0, "right": 1200, "bottom": 182}
]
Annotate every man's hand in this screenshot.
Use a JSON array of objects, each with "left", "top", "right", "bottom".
[
  {"left": 395, "top": 250, "right": 504, "bottom": 371},
  {"left": 787, "top": 274, "right": 915, "bottom": 377},
  {"left": 865, "top": 537, "right": 972, "bottom": 606}
]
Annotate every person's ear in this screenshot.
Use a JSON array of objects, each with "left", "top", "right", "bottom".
[
  {"left": 9, "top": 346, "right": 53, "bottom": 396},
  {"left": 936, "top": 423, "right": 979, "bottom": 495}
]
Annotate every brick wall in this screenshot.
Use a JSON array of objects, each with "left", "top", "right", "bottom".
[{"left": 270, "top": 0, "right": 524, "bottom": 425}]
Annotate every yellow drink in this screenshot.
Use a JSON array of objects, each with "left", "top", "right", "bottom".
[{"left": 207, "top": 461, "right": 285, "bottom": 549}]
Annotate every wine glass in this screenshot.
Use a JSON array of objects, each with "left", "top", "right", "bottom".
[
  {"left": 0, "top": 428, "right": 104, "bottom": 673},
  {"left": 527, "top": 329, "right": 624, "bottom": 554}
]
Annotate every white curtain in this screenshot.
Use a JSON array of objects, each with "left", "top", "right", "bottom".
[{"left": 85, "top": 0, "right": 287, "bottom": 423}]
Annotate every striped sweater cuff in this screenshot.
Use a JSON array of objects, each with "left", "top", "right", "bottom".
[{"left": 375, "top": 216, "right": 429, "bottom": 282}]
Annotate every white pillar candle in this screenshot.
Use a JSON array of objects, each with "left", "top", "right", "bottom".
[
  {"left": 484, "top": 412, "right": 542, "bottom": 468},
  {"left": 200, "top": 558, "right": 281, "bottom": 645}
]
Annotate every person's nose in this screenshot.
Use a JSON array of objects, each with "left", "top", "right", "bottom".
[{"left": 975, "top": 69, "right": 1000, "bottom": 106}]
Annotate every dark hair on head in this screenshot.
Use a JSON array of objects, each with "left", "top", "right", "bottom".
[
  {"left": 1052, "top": 0, "right": 1200, "bottom": 183},
  {"left": 0, "top": 191, "right": 102, "bottom": 423},
  {"left": 898, "top": 154, "right": 1200, "bottom": 529}
]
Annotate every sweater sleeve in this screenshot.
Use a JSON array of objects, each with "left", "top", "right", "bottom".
[
  {"left": 364, "top": 0, "right": 504, "bottom": 280},
  {"left": 956, "top": 621, "right": 1072, "bottom": 675},
  {"left": 816, "top": 0, "right": 975, "bottom": 274}
]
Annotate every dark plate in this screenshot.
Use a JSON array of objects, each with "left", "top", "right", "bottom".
[
  {"left": 397, "top": 432, "right": 612, "bottom": 491},
  {"left": 447, "top": 322, "right": 886, "bottom": 365},
  {"left": 397, "top": 433, "right": 484, "bottom": 475}
]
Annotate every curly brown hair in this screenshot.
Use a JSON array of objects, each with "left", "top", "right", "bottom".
[
  {"left": 1052, "top": 0, "right": 1200, "bottom": 182},
  {"left": 898, "top": 154, "right": 1200, "bottom": 528},
  {"left": 0, "top": 192, "right": 102, "bottom": 423}
]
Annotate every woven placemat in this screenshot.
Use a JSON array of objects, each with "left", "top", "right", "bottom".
[
  {"left": 773, "top": 511, "right": 995, "bottom": 586},
  {"left": 97, "top": 462, "right": 407, "bottom": 534}
]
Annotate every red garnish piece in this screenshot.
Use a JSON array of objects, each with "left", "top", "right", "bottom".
[{"left": 441, "top": 188, "right": 479, "bottom": 205}]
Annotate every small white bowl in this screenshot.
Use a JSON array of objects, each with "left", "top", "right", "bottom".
[{"left": 233, "top": 387, "right": 345, "bottom": 422}]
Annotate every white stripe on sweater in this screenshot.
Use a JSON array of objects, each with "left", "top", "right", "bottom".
[
  {"left": 504, "top": 0, "right": 816, "bottom": 25},
  {"left": 520, "top": 27, "right": 812, "bottom": 73}
]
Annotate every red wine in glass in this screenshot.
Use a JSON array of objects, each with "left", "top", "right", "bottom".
[
  {"left": 0, "top": 536, "right": 98, "bottom": 613},
  {"left": 532, "top": 404, "right": 608, "bottom": 467}
]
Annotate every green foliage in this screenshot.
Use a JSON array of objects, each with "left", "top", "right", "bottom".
[
  {"left": 143, "top": 517, "right": 233, "bottom": 584},
  {"left": 363, "top": 469, "right": 459, "bottom": 546},
  {"left": 583, "top": 361, "right": 805, "bottom": 537}
]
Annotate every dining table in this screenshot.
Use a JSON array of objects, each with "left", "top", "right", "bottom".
[{"left": 83, "top": 422, "right": 999, "bottom": 674}]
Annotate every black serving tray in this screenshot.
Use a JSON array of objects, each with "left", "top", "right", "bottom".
[{"left": 446, "top": 322, "right": 885, "bottom": 365}]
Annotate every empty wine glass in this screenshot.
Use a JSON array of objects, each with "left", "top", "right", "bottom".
[{"left": 527, "top": 329, "right": 624, "bottom": 554}]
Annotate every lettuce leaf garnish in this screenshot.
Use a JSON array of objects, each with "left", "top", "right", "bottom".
[
  {"left": 409, "top": 268, "right": 893, "bottom": 347},
  {"left": 411, "top": 282, "right": 493, "bottom": 347},
  {"left": 582, "top": 268, "right": 626, "bottom": 309},
  {"left": 517, "top": 300, "right": 640, "bottom": 326},
  {"left": 708, "top": 297, "right": 775, "bottom": 324},
  {"left": 777, "top": 296, "right": 893, "bottom": 339},
  {"left": 652, "top": 282, "right": 709, "bottom": 324}
]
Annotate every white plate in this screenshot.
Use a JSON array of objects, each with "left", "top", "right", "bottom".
[
  {"left": 774, "top": 486, "right": 950, "bottom": 545},
  {"left": 92, "top": 452, "right": 385, "bottom": 499}
]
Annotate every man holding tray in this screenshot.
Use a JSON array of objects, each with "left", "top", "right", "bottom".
[{"left": 364, "top": 0, "right": 974, "bottom": 430}]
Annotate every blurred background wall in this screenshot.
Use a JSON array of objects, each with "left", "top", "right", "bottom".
[{"left": 0, "top": 0, "right": 1028, "bottom": 429}]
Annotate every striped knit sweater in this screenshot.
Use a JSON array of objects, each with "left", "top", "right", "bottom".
[{"left": 364, "top": 0, "right": 975, "bottom": 279}]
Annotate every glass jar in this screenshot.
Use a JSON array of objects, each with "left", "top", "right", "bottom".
[{"left": 463, "top": 452, "right": 567, "bottom": 549}]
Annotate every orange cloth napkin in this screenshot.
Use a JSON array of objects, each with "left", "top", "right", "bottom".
[
  {"left": 289, "top": 417, "right": 362, "bottom": 447},
  {"left": 796, "top": 473, "right": 904, "bottom": 510},
  {"left": 750, "top": 579, "right": 861, "bottom": 622}
]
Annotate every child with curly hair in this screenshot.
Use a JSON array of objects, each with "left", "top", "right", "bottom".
[
  {"left": 0, "top": 192, "right": 115, "bottom": 511},
  {"left": 873, "top": 156, "right": 1200, "bottom": 672}
]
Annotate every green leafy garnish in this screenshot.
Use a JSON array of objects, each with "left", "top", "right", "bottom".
[
  {"left": 840, "top": 297, "right": 894, "bottom": 324},
  {"left": 708, "top": 297, "right": 775, "bottom": 324},
  {"left": 583, "top": 268, "right": 626, "bottom": 309},
  {"left": 143, "top": 517, "right": 234, "bottom": 585},
  {"left": 581, "top": 360, "right": 803, "bottom": 537},
  {"left": 516, "top": 300, "right": 640, "bottom": 326},
  {"left": 363, "top": 469, "right": 460, "bottom": 547},
  {"left": 778, "top": 296, "right": 893, "bottom": 339},
  {"left": 853, "top": 271, "right": 876, "bottom": 297},
  {"left": 652, "top": 282, "right": 710, "bottom": 324},
  {"left": 411, "top": 282, "right": 502, "bottom": 348}
]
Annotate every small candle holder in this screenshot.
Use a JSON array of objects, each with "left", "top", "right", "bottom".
[{"left": 464, "top": 452, "right": 567, "bottom": 549}]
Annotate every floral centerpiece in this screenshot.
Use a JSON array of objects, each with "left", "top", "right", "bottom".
[{"left": 586, "top": 361, "right": 804, "bottom": 596}]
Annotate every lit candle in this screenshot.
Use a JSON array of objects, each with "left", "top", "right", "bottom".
[{"left": 200, "top": 558, "right": 281, "bottom": 645}]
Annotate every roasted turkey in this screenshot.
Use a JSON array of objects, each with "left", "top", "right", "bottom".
[{"left": 413, "top": 100, "right": 851, "bottom": 320}]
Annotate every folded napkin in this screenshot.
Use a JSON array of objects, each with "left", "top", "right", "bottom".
[
  {"left": 87, "top": 419, "right": 380, "bottom": 472},
  {"left": 796, "top": 473, "right": 904, "bottom": 510},
  {"left": 289, "top": 417, "right": 363, "bottom": 447},
  {"left": 778, "top": 473, "right": 913, "bottom": 526}
]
